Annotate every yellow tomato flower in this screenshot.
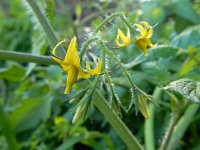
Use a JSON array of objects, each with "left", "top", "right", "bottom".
[
  {"left": 51, "top": 37, "right": 101, "bottom": 94},
  {"left": 134, "top": 21, "right": 153, "bottom": 55},
  {"left": 116, "top": 28, "right": 131, "bottom": 47}
]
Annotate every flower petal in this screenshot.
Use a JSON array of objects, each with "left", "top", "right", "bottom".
[
  {"left": 78, "top": 69, "right": 90, "bottom": 79},
  {"left": 64, "top": 37, "right": 80, "bottom": 67},
  {"left": 140, "top": 21, "right": 153, "bottom": 38},
  {"left": 87, "top": 59, "right": 102, "bottom": 75},
  {"left": 116, "top": 29, "right": 131, "bottom": 47},
  {"left": 64, "top": 66, "right": 79, "bottom": 94},
  {"left": 116, "top": 34, "right": 124, "bottom": 47},
  {"left": 135, "top": 38, "right": 148, "bottom": 55},
  {"left": 134, "top": 23, "right": 147, "bottom": 38},
  {"left": 51, "top": 39, "right": 66, "bottom": 65}
]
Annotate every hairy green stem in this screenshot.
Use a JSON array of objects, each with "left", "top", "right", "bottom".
[
  {"left": 104, "top": 48, "right": 134, "bottom": 86},
  {"left": 119, "top": 14, "right": 134, "bottom": 31},
  {"left": 144, "top": 87, "right": 161, "bottom": 150},
  {"left": 93, "top": 92, "right": 144, "bottom": 150},
  {"left": 79, "top": 37, "right": 99, "bottom": 59},
  {"left": 165, "top": 104, "right": 199, "bottom": 150},
  {"left": 0, "top": 106, "right": 19, "bottom": 150},
  {"left": 159, "top": 114, "right": 180, "bottom": 150},
  {"left": 0, "top": 50, "right": 56, "bottom": 65},
  {"left": 26, "top": 0, "right": 65, "bottom": 56},
  {"left": 79, "top": 9, "right": 115, "bottom": 26},
  {"left": 80, "top": 13, "right": 133, "bottom": 59},
  {"left": 92, "top": 13, "right": 120, "bottom": 35}
]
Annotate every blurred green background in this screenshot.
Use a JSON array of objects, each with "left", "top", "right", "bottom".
[{"left": 0, "top": 0, "right": 200, "bottom": 149}]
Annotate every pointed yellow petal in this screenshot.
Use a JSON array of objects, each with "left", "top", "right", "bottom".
[
  {"left": 116, "top": 29, "right": 131, "bottom": 47},
  {"left": 116, "top": 34, "right": 124, "bottom": 47},
  {"left": 64, "top": 66, "right": 79, "bottom": 94},
  {"left": 52, "top": 39, "right": 66, "bottom": 56},
  {"left": 134, "top": 23, "right": 147, "bottom": 38},
  {"left": 51, "top": 39, "right": 66, "bottom": 65},
  {"left": 87, "top": 59, "right": 102, "bottom": 75},
  {"left": 52, "top": 56, "right": 64, "bottom": 65},
  {"left": 64, "top": 37, "right": 80, "bottom": 67},
  {"left": 140, "top": 21, "right": 153, "bottom": 38},
  {"left": 78, "top": 69, "right": 90, "bottom": 79}
]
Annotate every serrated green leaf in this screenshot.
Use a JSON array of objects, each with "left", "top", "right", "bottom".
[{"left": 164, "top": 78, "right": 200, "bottom": 103}]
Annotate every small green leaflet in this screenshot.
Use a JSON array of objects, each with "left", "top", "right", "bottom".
[{"left": 164, "top": 78, "right": 200, "bottom": 103}]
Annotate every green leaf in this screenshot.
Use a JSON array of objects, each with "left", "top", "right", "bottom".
[
  {"left": 170, "top": 25, "right": 200, "bottom": 49},
  {"left": 8, "top": 95, "right": 52, "bottom": 133},
  {"left": 141, "top": 60, "right": 171, "bottom": 86},
  {"left": 0, "top": 63, "right": 25, "bottom": 82},
  {"left": 56, "top": 134, "right": 85, "bottom": 150},
  {"left": 164, "top": 78, "right": 200, "bottom": 103},
  {"left": 125, "top": 46, "right": 179, "bottom": 68},
  {"left": 47, "top": 65, "right": 62, "bottom": 82},
  {"left": 172, "top": 0, "right": 200, "bottom": 24},
  {"left": 178, "top": 57, "right": 197, "bottom": 76}
]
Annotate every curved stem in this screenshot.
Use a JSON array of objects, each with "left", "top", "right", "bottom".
[
  {"left": 119, "top": 14, "right": 134, "bottom": 31},
  {"left": 79, "top": 37, "right": 99, "bottom": 59},
  {"left": 93, "top": 91, "right": 144, "bottom": 150},
  {"left": 79, "top": 9, "right": 115, "bottom": 26},
  {"left": 144, "top": 87, "right": 161, "bottom": 150},
  {"left": 104, "top": 46, "right": 139, "bottom": 92},
  {"left": 26, "top": 0, "right": 65, "bottom": 56},
  {"left": 92, "top": 13, "right": 121, "bottom": 35},
  {"left": 0, "top": 50, "right": 56, "bottom": 65}
]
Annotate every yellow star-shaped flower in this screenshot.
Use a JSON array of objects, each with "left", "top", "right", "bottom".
[
  {"left": 51, "top": 37, "right": 101, "bottom": 94},
  {"left": 116, "top": 28, "right": 131, "bottom": 47},
  {"left": 134, "top": 21, "right": 154, "bottom": 55}
]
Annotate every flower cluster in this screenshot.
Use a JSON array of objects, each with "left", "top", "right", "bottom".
[
  {"left": 116, "top": 21, "right": 154, "bottom": 55},
  {"left": 51, "top": 37, "right": 101, "bottom": 94},
  {"left": 51, "top": 21, "right": 154, "bottom": 95}
]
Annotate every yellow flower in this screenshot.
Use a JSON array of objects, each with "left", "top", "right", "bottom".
[
  {"left": 51, "top": 37, "right": 101, "bottom": 94},
  {"left": 134, "top": 21, "right": 153, "bottom": 55},
  {"left": 116, "top": 28, "right": 131, "bottom": 47}
]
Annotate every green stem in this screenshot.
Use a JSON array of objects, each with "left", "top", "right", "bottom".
[
  {"left": 103, "top": 45, "right": 134, "bottom": 86},
  {"left": 93, "top": 91, "right": 144, "bottom": 150},
  {"left": 165, "top": 104, "right": 199, "bottom": 150},
  {"left": 92, "top": 13, "right": 121, "bottom": 35},
  {"left": 80, "top": 13, "right": 133, "bottom": 59},
  {"left": 26, "top": 0, "right": 65, "bottom": 55},
  {"left": 0, "top": 105, "right": 19, "bottom": 150},
  {"left": 144, "top": 87, "right": 161, "bottom": 150},
  {"left": 79, "top": 37, "right": 99, "bottom": 59},
  {"left": 159, "top": 115, "right": 179, "bottom": 150},
  {"left": 119, "top": 14, "right": 134, "bottom": 31},
  {"left": 79, "top": 9, "right": 115, "bottom": 26},
  {"left": 0, "top": 50, "right": 56, "bottom": 65}
]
